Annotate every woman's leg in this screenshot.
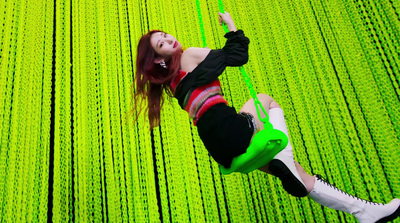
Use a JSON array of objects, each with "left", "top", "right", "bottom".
[
  {"left": 309, "top": 175, "right": 400, "bottom": 223},
  {"left": 260, "top": 100, "right": 310, "bottom": 196},
  {"left": 240, "top": 94, "right": 400, "bottom": 222},
  {"left": 238, "top": 93, "right": 272, "bottom": 133},
  {"left": 239, "top": 94, "right": 314, "bottom": 194}
]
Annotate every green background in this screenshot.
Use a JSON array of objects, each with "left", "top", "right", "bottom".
[{"left": 0, "top": 0, "right": 399, "bottom": 222}]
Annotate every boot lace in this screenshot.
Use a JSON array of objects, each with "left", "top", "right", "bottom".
[{"left": 315, "top": 175, "right": 382, "bottom": 206}]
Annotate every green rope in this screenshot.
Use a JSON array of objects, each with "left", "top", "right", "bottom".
[
  {"left": 195, "top": 0, "right": 288, "bottom": 175},
  {"left": 195, "top": 0, "right": 208, "bottom": 48},
  {"left": 195, "top": 0, "right": 272, "bottom": 130},
  {"left": 217, "top": 0, "right": 229, "bottom": 33}
]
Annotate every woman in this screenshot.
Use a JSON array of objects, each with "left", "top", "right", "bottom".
[{"left": 132, "top": 12, "right": 400, "bottom": 222}]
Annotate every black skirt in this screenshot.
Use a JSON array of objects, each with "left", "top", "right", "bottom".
[{"left": 196, "top": 103, "right": 256, "bottom": 168}]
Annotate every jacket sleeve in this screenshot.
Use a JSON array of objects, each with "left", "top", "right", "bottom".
[
  {"left": 173, "top": 30, "right": 250, "bottom": 106},
  {"left": 222, "top": 29, "right": 250, "bottom": 66}
]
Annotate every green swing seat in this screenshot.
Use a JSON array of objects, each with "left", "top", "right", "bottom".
[{"left": 219, "top": 123, "right": 288, "bottom": 175}]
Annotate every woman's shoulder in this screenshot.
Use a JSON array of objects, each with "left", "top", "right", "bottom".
[
  {"left": 183, "top": 47, "right": 211, "bottom": 56},
  {"left": 180, "top": 47, "right": 212, "bottom": 72}
]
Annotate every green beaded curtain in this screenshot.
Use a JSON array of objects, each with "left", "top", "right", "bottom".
[{"left": 1, "top": 0, "right": 399, "bottom": 222}]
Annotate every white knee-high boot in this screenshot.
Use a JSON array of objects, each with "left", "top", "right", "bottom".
[
  {"left": 267, "top": 107, "right": 308, "bottom": 197},
  {"left": 309, "top": 175, "right": 400, "bottom": 223}
]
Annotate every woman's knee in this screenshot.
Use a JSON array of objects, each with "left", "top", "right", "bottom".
[{"left": 270, "top": 101, "right": 281, "bottom": 109}]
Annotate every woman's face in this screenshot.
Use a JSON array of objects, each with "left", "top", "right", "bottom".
[{"left": 150, "top": 32, "right": 181, "bottom": 61}]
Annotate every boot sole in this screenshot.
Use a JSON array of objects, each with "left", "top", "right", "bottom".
[
  {"left": 376, "top": 203, "right": 400, "bottom": 223},
  {"left": 269, "top": 159, "right": 308, "bottom": 197}
]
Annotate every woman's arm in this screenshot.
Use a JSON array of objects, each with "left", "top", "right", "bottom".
[
  {"left": 181, "top": 47, "right": 211, "bottom": 72},
  {"left": 218, "top": 12, "right": 237, "bottom": 32},
  {"left": 180, "top": 12, "right": 243, "bottom": 72},
  {"left": 182, "top": 12, "right": 237, "bottom": 68}
]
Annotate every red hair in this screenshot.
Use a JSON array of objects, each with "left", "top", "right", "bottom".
[{"left": 130, "top": 30, "right": 183, "bottom": 129}]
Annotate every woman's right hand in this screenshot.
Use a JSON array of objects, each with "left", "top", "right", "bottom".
[{"left": 218, "top": 11, "right": 237, "bottom": 32}]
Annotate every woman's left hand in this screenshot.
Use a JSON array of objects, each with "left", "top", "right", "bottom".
[{"left": 218, "top": 11, "right": 237, "bottom": 32}]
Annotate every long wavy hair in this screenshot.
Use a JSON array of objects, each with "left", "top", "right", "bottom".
[{"left": 130, "top": 30, "right": 183, "bottom": 129}]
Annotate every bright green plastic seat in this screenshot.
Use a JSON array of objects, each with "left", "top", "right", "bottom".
[{"left": 219, "top": 124, "right": 288, "bottom": 175}]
